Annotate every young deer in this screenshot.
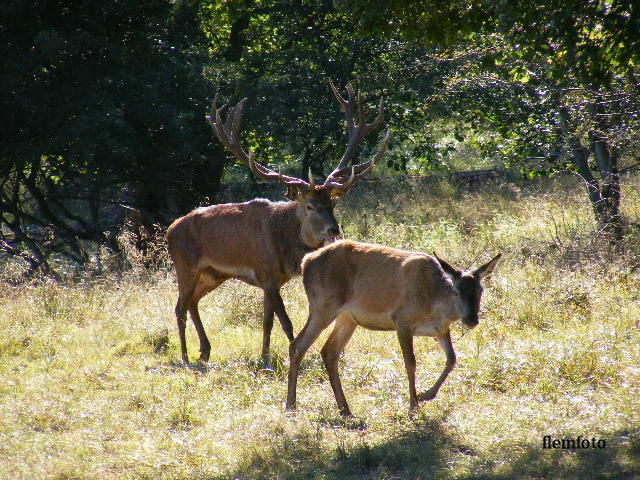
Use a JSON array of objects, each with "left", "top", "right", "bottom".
[
  {"left": 166, "top": 82, "right": 389, "bottom": 364},
  {"left": 286, "top": 240, "right": 500, "bottom": 416}
]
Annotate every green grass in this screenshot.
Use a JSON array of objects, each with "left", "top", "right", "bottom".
[{"left": 1, "top": 174, "right": 639, "bottom": 479}]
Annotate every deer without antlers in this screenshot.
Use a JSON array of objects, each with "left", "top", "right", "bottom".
[
  {"left": 287, "top": 240, "right": 501, "bottom": 416},
  {"left": 166, "top": 81, "right": 389, "bottom": 364}
]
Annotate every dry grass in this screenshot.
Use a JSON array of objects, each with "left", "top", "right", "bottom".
[{"left": 1, "top": 174, "right": 639, "bottom": 479}]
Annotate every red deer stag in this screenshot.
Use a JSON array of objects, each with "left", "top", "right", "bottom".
[
  {"left": 286, "top": 240, "right": 501, "bottom": 416},
  {"left": 166, "top": 82, "right": 389, "bottom": 364}
]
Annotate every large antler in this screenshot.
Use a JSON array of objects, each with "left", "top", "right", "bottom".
[
  {"left": 323, "top": 129, "right": 390, "bottom": 194},
  {"left": 206, "top": 96, "right": 311, "bottom": 190},
  {"left": 323, "top": 80, "right": 389, "bottom": 194}
]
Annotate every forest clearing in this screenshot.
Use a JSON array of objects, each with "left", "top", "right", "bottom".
[
  {"left": 1, "top": 176, "right": 639, "bottom": 479},
  {"left": 3, "top": 1, "right": 640, "bottom": 479}
]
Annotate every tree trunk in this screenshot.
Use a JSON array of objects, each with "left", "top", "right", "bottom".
[
  {"left": 559, "top": 106, "right": 623, "bottom": 247},
  {"left": 224, "top": 4, "right": 252, "bottom": 62},
  {"left": 590, "top": 130, "right": 623, "bottom": 245}
]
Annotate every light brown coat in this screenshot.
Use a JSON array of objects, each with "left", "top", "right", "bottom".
[
  {"left": 166, "top": 191, "right": 339, "bottom": 364},
  {"left": 287, "top": 240, "right": 500, "bottom": 416}
]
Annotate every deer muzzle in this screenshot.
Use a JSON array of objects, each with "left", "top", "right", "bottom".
[{"left": 462, "top": 315, "right": 479, "bottom": 328}]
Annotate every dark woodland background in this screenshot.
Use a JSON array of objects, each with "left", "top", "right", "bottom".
[{"left": 2, "top": 0, "right": 639, "bottom": 274}]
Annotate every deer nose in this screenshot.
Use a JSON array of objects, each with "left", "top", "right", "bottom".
[{"left": 463, "top": 316, "right": 479, "bottom": 328}]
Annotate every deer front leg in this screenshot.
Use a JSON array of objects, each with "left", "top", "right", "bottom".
[
  {"left": 264, "top": 285, "right": 294, "bottom": 342},
  {"left": 286, "top": 313, "right": 332, "bottom": 412},
  {"left": 396, "top": 324, "right": 418, "bottom": 413},
  {"left": 418, "top": 330, "right": 456, "bottom": 402}
]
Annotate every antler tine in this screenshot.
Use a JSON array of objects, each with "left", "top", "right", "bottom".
[
  {"left": 230, "top": 98, "right": 247, "bottom": 143},
  {"left": 357, "top": 90, "right": 365, "bottom": 132},
  {"left": 206, "top": 95, "right": 225, "bottom": 143},
  {"left": 324, "top": 128, "right": 390, "bottom": 193},
  {"left": 206, "top": 96, "right": 252, "bottom": 166},
  {"left": 208, "top": 93, "right": 221, "bottom": 121},
  {"left": 248, "top": 154, "right": 311, "bottom": 189},
  {"left": 327, "top": 128, "right": 390, "bottom": 181},
  {"left": 328, "top": 79, "right": 346, "bottom": 111},
  {"left": 207, "top": 94, "right": 312, "bottom": 190},
  {"left": 345, "top": 85, "right": 357, "bottom": 133},
  {"left": 372, "top": 95, "right": 384, "bottom": 129},
  {"left": 329, "top": 80, "right": 385, "bottom": 173},
  {"left": 223, "top": 103, "right": 236, "bottom": 139}
]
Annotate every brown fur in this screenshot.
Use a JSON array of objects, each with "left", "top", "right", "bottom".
[
  {"left": 166, "top": 188, "right": 340, "bottom": 364},
  {"left": 172, "top": 83, "right": 387, "bottom": 365},
  {"left": 287, "top": 240, "right": 500, "bottom": 416}
]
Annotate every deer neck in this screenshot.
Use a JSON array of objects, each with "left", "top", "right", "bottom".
[{"left": 273, "top": 201, "right": 316, "bottom": 277}]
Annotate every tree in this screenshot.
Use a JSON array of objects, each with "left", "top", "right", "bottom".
[
  {"left": 340, "top": 0, "right": 640, "bottom": 244},
  {"left": 198, "top": 0, "right": 453, "bottom": 178},
  {"left": 1, "top": 0, "right": 225, "bottom": 273},
  {"left": 3, "top": 0, "right": 456, "bottom": 275}
]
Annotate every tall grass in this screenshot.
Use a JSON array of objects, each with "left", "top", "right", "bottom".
[{"left": 0, "top": 174, "right": 639, "bottom": 479}]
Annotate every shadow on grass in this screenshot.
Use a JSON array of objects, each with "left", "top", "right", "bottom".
[
  {"left": 148, "top": 351, "right": 290, "bottom": 379},
  {"left": 462, "top": 427, "right": 640, "bottom": 480},
  {"left": 216, "top": 416, "right": 469, "bottom": 480},
  {"left": 209, "top": 423, "right": 639, "bottom": 480},
  {"left": 146, "top": 359, "right": 212, "bottom": 374}
]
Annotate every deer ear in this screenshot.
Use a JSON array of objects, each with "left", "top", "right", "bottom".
[
  {"left": 328, "top": 187, "right": 350, "bottom": 199},
  {"left": 433, "top": 252, "right": 460, "bottom": 281},
  {"left": 284, "top": 186, "right": 300, "bottom": 201},
  {"left": 473, "top": 253, "right": 502, "bottom": 280}
]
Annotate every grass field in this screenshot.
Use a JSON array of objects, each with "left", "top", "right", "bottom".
[{"left": 1, "top": 174, "right": 639, "bottom": 479}]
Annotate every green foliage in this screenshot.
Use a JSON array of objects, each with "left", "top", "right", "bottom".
[
  {"left": 341, "top": 0, "right": 640, "bottom": 87},
  {"left": 338, "top": 1, "right": 639, "bottom": 244},
  {"left": 1, "top": 0, "right": 225, "bottom": 271},
  {"left": 3, "top": 0, "right": 638, "bottom": 268},
  {"left": 1, "top": 0, "right": 469, "bottom": 273},
  {"left": 2, "top": 0, "right": 223, "bottom": 203},
  {"left": 198, "top": 0, "right": 453, "bottom": 177}
]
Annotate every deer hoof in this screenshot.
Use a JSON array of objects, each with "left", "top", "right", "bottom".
[
  {"left": 418, "top": 389, "right": 438, "bottom": 402},
  {"left": 339, "top": 408, "right": 353, "bottom": 418}
]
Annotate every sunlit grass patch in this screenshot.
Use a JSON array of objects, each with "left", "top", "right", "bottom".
[{"left": 1, "top": 174, "right": 639, "bottom": 479}]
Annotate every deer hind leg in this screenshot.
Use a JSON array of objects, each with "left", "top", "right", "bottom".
[
  {"left": 187, "top": 301, "right": 210, "bottom": 362},
  {"left": 264, "top": 285, "right": 294, "bottom": 342},
  {"left": 174, "top": 272, "right": 197, "bottom": 364},
  {"left": 261, "top": 294, "right": 275, "bottom": 365},
  {"left": 320, "top": 313, "right": 357, "bottom": 417},
  {"left": 286, "top": 310, "right": 336, "bottom": 412},
  {"left": 418, "top": 329, "right": 456, "bottom": 402},
  {"left": 188, "top": 269, "right": 228, "bottom": 362}
]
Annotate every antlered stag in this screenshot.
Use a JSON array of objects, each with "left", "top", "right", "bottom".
[
  {"left": 166, "top": 82, "right": 389, "bottom": 364},
  {"left": 286, "top": 240, "right": 501, "bottom": 416}
]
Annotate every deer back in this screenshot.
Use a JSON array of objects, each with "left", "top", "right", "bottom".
[
  {"left": 302, "top": 241, "right": 459, "bottom": 331},
  {"left": 167, "top": 199, "right": 306, "bottom": 286}
]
